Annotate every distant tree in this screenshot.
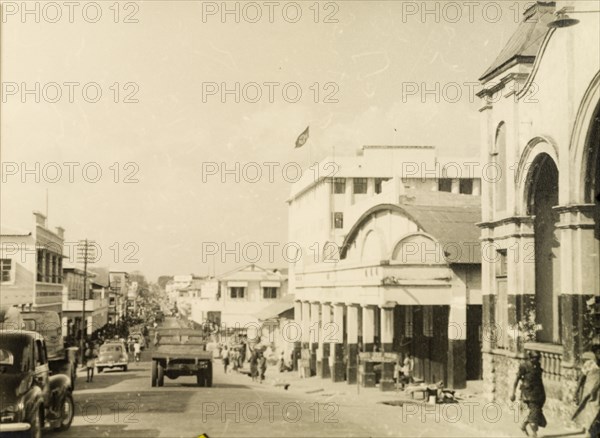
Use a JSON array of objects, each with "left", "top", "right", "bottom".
[{"left": 157, "top": 275, "right": 173, "bottom": 290}]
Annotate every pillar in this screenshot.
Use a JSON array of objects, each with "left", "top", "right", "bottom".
[
  {"left": 451, "top": 178, "right": 460, "bottom": 194},
  {"left": 293, "top": 300, "right": 302, "bottom": 371},
  {"left": 362, "top": 305, "right": 375, "bottom": 352},
  {"left": 309, "top": 301, "right": 320, "bottom": 376},
  {"left": 379, "top": 305, "right": 396, "bottom": 391},
  {"left": 300, "top": 301, "right": 312, "bottom": 377},
  {"left": 330, "top": 303, "right": 345, "bottom": 382},
  {"left": 447, "top": 298, "right": 467, "bottom": 390},
  {"left": 347, "top": 304, "right": 359, "bottom": 384},
  {"left": 345, "top": 178, "right": 353, "bottom": 206},
  {"left": 317, "top": 302, "right": 331, "bottom": 378}
]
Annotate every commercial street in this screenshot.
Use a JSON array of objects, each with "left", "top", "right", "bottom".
[{"left": 42, "top": 317, "right": 583, "bottom": 438}]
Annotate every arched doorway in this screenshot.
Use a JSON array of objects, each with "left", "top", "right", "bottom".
[
  {"left": 528, "top": 154, "right": 560, "bottom": 344},
  {"left": 586, "top": 103, "right": 600, "bottom": 290}
]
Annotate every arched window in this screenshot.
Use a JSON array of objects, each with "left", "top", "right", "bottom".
[
  {"left": 528, "top": 154, "right": 560, "bottom": 344},
  {"left": 494, "top": 123, "right": 507, "bottom": 213}
]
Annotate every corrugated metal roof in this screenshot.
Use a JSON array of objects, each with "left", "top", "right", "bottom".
[
  {"left": 254, "top": 294, "right": 295, "bottom": 321},
  {"left": 479, "top": 2, "right": 556, "bottom": 82},
  {"left": 400, "top": 190, "right": 481, "bottom": 264}
]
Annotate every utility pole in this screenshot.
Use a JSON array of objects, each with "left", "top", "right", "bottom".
[{"left": 77, "top": 239, "right": 94, "bottom": 357}]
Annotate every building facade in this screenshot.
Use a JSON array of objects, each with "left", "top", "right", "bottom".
[
  {"left": 288, "top": 146, "right": 483, "bottom": 389},
  {"left": 0, "top": 211, "right": 65, "bottom": 313},
  {"left": 186, "top": 265, "right": 289, "bottom": 332},
  {"left": 109, "top": 271, "right": 130, "bottom": 321},
  {"left": 61, "top": 265, "right": 109, "bottom": 340},
  {"left": 477, "top": 0, "right": 600, "bottom": 419}
]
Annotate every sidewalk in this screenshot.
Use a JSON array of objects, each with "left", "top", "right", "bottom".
[{"left": 224, "top": 363, "right": 588, "bottom": 438}]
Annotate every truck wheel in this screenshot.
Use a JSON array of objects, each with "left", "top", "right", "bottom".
[
  {"left": 151, "top": 360, "right": 158, "bottom": 387},
  {"left": 157, "top": 362, "right": 165, "bottom": 387},
  {"left": 206, "top": 362, "right": 213, "bottom": 387},
  {"left": 56, "top": 392, "right": 74, "bottom": 431}
]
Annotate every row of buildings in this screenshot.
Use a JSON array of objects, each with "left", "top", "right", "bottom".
[
  {"left": 279, "top": 0, "right": 600, "bottom": 423},
  {"left": 0, "top": 211, "right": 139, "bottom": 340},
  {"left": 179, "top": 4, "right": 599, "bottom": 422}
]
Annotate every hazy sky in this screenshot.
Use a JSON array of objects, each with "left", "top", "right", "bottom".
[{"left": 1, "top": 1, "right": 524, "bottom": 280}]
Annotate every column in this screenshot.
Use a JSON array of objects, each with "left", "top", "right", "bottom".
[
  {"left": 367, "top": 178, "right": 375, "bottom": 196},
  {"left": 451, "top": 178, "right": 460, "bottom": 194},
  {"left": 447, "top": 298, "right": 467, "bottom": 390},
  {"left": 345, "top": 178, "right": 353, "bottom": 206},
  {"left": 362, "top": 305, "right": 375, "bottom": 352},
  {"left": 317, "top": 302, "right": 331, "bottom": 378},
  {"left": 346, "top": 304, "right": 359, "bottom": 384},
  {"left": 293, "top": 300, "right": 302, "bottom": 371},
  {"left": 557, "top": 205, "right": 597, "bottom": 364},
  {"left": 330, "top": 303, "right": 345, "bottom": 382},
  {"left": 310, "top": 301, "right": 320, "bottom": 376},
  {"left": 300, "top": 301, "right": 312, "bottom": 377},
  {"left": 360, "top": 305, "right": 376, "bottom": 387},
  {"left": 379, "top": 305, "right": 395, "bottom": 391},
  {"left": 40, "top": 249, "right": 46, "bottom": 282}
]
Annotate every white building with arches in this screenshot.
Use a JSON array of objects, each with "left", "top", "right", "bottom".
[
  {"left": 287, "top": 145, "right": 483, "bottom": 389},
  {"left": 476, "top": 0, "right": 600, "bottom": 421}
]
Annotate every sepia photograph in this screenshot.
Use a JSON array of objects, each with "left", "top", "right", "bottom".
[{"left": 0, "top": 1, "right": 599, "bottom": 437}]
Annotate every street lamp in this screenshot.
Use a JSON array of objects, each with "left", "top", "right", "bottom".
[
  {"left": 547, "top": 7, "right": 600, "bottom": 29},
  {"left": 548, "top": 9, "right": 579, "bottom": 28}
]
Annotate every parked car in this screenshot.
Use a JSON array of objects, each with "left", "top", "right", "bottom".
[
  {"left": 96, "top": 341, "right": 129, "bottom": 373},
  {"left": 0, "top": 330, "right": 74, "bottom": 437}
]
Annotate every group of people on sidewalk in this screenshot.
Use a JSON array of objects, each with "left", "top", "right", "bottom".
[{"left": 221, "top": 344, "right": 268, "bottom": 383}]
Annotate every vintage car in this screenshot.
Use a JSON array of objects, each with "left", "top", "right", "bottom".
[
  {"left": 0, "top": 330, "right": 74, "bottom": 437},
  {"left": 96, "top": 341, "right": 129, "bottom": 373}
]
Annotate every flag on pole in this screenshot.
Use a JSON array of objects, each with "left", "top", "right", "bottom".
[{"left": 295, "top": 126, "right": 309, "bottom": 148}]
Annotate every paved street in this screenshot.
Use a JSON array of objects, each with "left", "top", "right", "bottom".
[{"left": 43, "top": 318, "right": 584, "bottom": 438}]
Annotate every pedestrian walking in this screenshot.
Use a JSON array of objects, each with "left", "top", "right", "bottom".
[
  {"left": 231, "top": 349, "right": 239, "bottom": 372},
  {"left": 398, "top": 353, "right": 414, "bottom": 390},
  {"left": 84, "top": 342, "right": 98, "bottom": 383},
  {"left": 249, "top": 350, "right": 258, "bottom": 382},
  {"left": 510, "top": 350, "right": 547, "bottom": 437},
  {"left": 572, "top": 344, "right": 600, "bottom": 438},
  {"left": 222, "top": 346, "right": 230, "bottom": 374},
  {"left": 128, "top": 337, "right": 135, "bottom": 357},
  {"left": 258, "top": 351, "right": 267, "bottom": 383},
  {"left": 133, "top": 341, "right": 141, "bottom": 362}
]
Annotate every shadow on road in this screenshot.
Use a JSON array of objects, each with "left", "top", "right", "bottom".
[
  {"left": 73, "top": 390, "right": 197, "bottom": 415},
  {"left": 46, "top": 424, "right": 160, "bottom": 437}
]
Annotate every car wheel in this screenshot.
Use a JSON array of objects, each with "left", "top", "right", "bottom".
[
  {"left": 151, "top": 360, "right": 157, "bottom": 387},
  {"left": 97, "top": 367, "right": 103, "bottom": 373},
  {"left": 56, "top": 392, "right": 74, "bottom": 431},
  {"left": 123, "top": 365, "right": 128, "bottom": 372},
  {"left": 197, "top": 372, "right": 205, "bottom": 387},
  {"left": 29, "top": 406, "right": 43, "bottom": 438},
  {"left": 206, "top": 369, "right": 213, "bottom": 388},
  {"left": 157, "top": 362, "right": 165, "bottom": 387}
]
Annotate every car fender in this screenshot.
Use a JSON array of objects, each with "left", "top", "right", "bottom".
[{"left": 47, "top": 374, "right": 71, "bottom": 421}]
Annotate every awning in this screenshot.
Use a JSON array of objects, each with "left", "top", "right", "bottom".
[
  {"left": 254, "top": 294, "right": 295, "bottom": 321},
  {"left": 260, "top": 281, "right": 281, "bottom": 288},
  {"left": 227, "top": 281, "right": 248, "bottom": 287}
]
